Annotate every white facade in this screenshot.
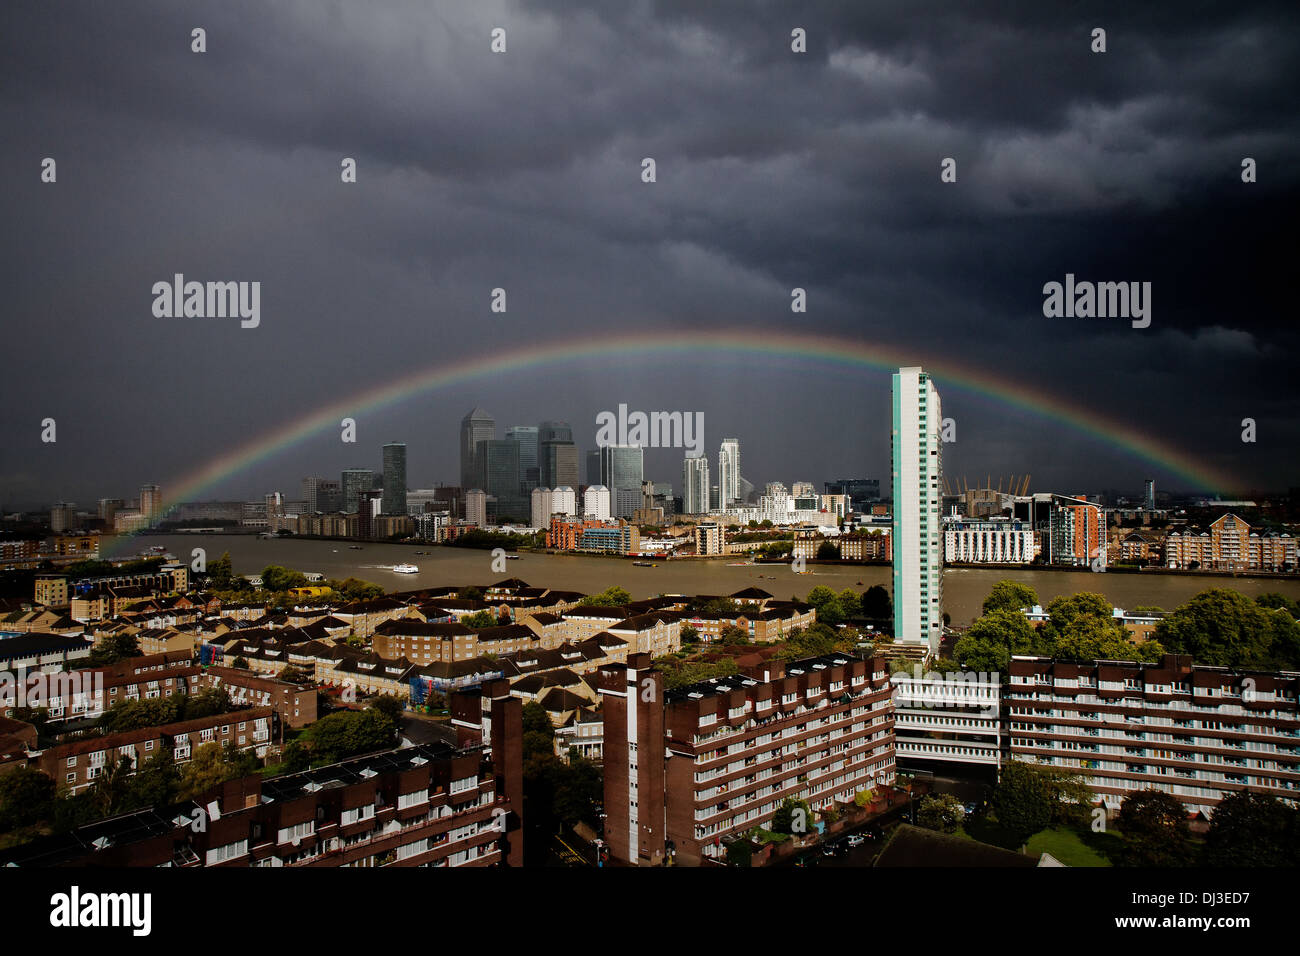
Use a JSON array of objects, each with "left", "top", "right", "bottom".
[
  {"left": 892, "top": 670, "right": 1001, "bottom": 767},
  {"left": 943, "top": 516, "right": 1037, "bottom": 564},
  {"left": 682, "top": 456, "right": 710, "bottom": 515},
  {"left": 551, "top": 486, "right": 577, "bottom": 518},
  {"left": 583, "top": 484, "right": 611, "bottom": 520},
  {"left": 892, "top": 367, "right": 943, "bottom": 652},
  {"left": 718, "top": 439, "right": 740, "bottom": 509}
]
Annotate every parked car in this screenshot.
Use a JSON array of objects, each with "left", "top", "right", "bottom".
[{"left": 845, "top": 833, "right": 866, "bottom": 848}]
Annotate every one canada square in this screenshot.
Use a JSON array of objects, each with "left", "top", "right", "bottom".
[{"left": 892, "top": 367, "right": 943, "bottom": 654}]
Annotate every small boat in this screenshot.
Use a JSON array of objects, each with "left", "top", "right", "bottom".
[
  {"left": 392, "top": 564, "right": 419, "bottom": 574},
  {"left": 632, "top": 561, "right": 654, "bottom": 567},
  {"left": 505, "top": 554, "right": 521, "bottom": 561},
  {"left": 348, "top": 545, "right": 363, "bottom": 550}
]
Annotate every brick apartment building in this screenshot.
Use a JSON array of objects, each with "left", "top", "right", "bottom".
[
  {"left": 1165, "top": 513, "right": 1297, "bottom": 572},
  {"left": 200, "top": 665, "right": 318, "bottom": 728},
  {"left": 599, "top": 651, "right": 896, "bottom": 866},
  {"left": 31, "top": 706, "right": 275, "bottom": 794},
  {"left": 2, "top": 684, "right": 523, "bottom": 869},
  {"left": 1007, "top": 654, "right": 1300, "bottom": 815}
]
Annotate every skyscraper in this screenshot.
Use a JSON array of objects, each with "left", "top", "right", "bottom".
[
  {"left": 139, "top": 484, "right": 162, "bottom": 523},
  {"left": 382, "top": 442, "right": 408, "bottom": 515},
  {"left": 601, "top": 445, "right": 644, "bottom": 518},
  {"left": 718, "top": 439, "right": 740, "bottom": 509},
  {"left": 540, "top": 439, "right": 579, "bottom": 490},
  {"left": 479, "top": 439, "right": 525, "bottom": 521},
  {"left": 586, "top": 450, "right": 602, "bottom": 486},
  {"left": 682, "top": 455, "right": 710, "bottom": 514},
  {"left": 341, "top": 468, "right": 374, "bottom": 514},
  {"left": 892, "top": 367, "right": 943, "bottom": 653},
  {"left": 301, "top": 476, "right": 342, "bottom": 513},
  {"left": 538, "top": 420, "right": 573, "bottom": 444},
  {"left": 460, "top": 408, "right": 496, "bottom": 491},
  {"left": 1144, "top": 479, "right": 1156, "bottom": 512},
  {"left": 506, "top": 425, "right": 540, "bottom": 492}
]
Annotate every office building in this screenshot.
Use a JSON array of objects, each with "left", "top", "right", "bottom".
[
  {"left": 49, "top": 502, "right": 76, "bottom": 534},
  {"left": 465, "top": 489, "right": 488, "bottom": 528},
  {"left": 506, "top": 425, "right": 540, "bottom": 492},
  {"left": 538, "top": 420, "right": 573, "bottom": 444},
  {"left": 539, "top": 439, "right": 579, "bottom": 492},
  {"left": 341, "top": 468, "right": 374, "bottom": 514},
  {"left": 382, "top": 442, "right": 408, "bottom": 515},
  {"left": 892, "top": 367, "right": 943, "bottom": 653},
  {"left": 1144, "top": 479, "right": 1156, "bottom": 512},
  {"left": 479, "top": 439, "right": 525, "bottom": 521},
  {"left": 460, "top": 408, "right": 496, "bottom": 491},
  {"left": 587, "top": 450, "right": 602, "bottom": 486},
  {"left": 825, "top": 479, "right": 881, "bottom": 509},
  {"left": 1049, "top": 494, "right": 1106, "bottom": 568},
  {"left": 601, "top": 445, "right": 644, "bottom": 519}
]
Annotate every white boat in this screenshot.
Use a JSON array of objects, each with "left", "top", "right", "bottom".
[{"left": 392, "top": 564, "right": 420, "bottom": 574}]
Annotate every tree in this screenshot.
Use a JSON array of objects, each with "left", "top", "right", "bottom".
[
  {"left": 129, "top": 744, "right": 180, "bottom": 809},
  {"left": 579, "top": 586, "right": 631, "bottom": 608},
  {"left": 805, "top": 585, "right": 844, "bottom": 625},
  {"left": 917, "top": 793, "right": 965, "bottom": 834},
  {"left": 953, "top": 609, "right": 1038, "bottom": 674},
  {"left": 461, "top": 610, "right": 498, "bottom": 628},
  {"left": 1256, "top": 593, "right": 1300, "bottom": 619},
  {"left": 260, "top": 565, "right": 307, "bottom": 592},
  {"left": 991, "top": 761, "right": 1053, "bottom": 848},
  {"left": 717, "top": 624, "right": 750, "bottom": 645},
  {"left": 208, "top": 551, "right": 234, "bottom": 589},
  {"left": 0, "top": 765, "right": 55, "bottom": 830},
  {"left": 178, "top": 744, "right": 237, "bottom": 801},
  {"left": 87, "top": 632, "right": 141, "bottom": 667},
  {"left": 370, "top": 693, "right": 405, "bottom": 724},
  {"left": 815, "top": 541, "right": 839, "bottom": 560},
  {"left": 680, "top": 624, "right": 700, "bottom": 644},
  {"left": 771, "top": 797, "right": 813, "bottom": 835},
  {"left": 861, "top": 585, "right": 892, "bottom": 621},
  {"left": 1116, "top": 790, "right": 1194, "bottom": 866},
  {"left": 1203, "top": 791, "right": 1300, "bottom": 867},
  {"left": 982, "top": 580, "right": 1039, "bottom": 615},
  {"left": 838, "top": 589, "right": 863, "bottom": 619},
  {"left": 304, "top": 708, "right": 397, "bottom": 765},
  {"left": 1157, "top": 588, "right": 1300, "bottom": 670},
  {"left": 458, "top": 586, "right": 483, "bottom": 601}
]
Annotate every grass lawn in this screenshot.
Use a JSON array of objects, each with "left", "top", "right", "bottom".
[{"left": 1024, "top": 827, "right": 1113, "bottom": 867}]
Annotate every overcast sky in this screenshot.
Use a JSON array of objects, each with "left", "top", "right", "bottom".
[{"left": 2, "top": 0, "right": 1296, "bottom": 509}]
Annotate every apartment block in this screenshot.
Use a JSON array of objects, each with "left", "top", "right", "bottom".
[
  {"left": 599, "top": 651, "right": 896, "bottom": 866},
  {"left": 892, "top": 669, "right": 1001, "bottom": 769},
  {"left": 1007, "top": 654, "right": 1300, "bottom": 815}
]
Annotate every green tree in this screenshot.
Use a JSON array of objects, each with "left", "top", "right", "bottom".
[
  {"left": 1202, "top": 790, "right": 1300, "bottom": 867},
  {"left": 771, "top": 797, "right": 813, "bottom": 835},
  {"left": 805, "top": 586, "right": 844, "bottom": 625},
  {"left": 458, "top": 586, "right": 483, "bottom": 601},
  {"left": 0, "top": 765, "right": 56, "bottom": 830},
  {"left": 260, "top": 565, "right": 308, "bottom": 592},
  {"left": 87, "top": 632, "right": 142, "bottom": 667},
  {"left": 369, "top": 693, "right": 405, "bottom": 724},
  {"left": 815, "top": 541, "right": 839, "bottom": 560},
  {"left": 579, "top": 586, "right": 631, "bottom": 608},
  {"left": 953, "top": 609, "right": 1039, "bottom": 673},
  {"left": 304, "top": 708, "right": 397, "bottom": 765},
  {"left": 1157, "top": 588, "right": 1300, "bottom": 670},
  {"left": 982, "top": 580, "right": 1039, "bottom": 615},
  {"left": 838, "top": 589, "right": 863, "bottom": 619},
  {"left": 178, "top": 743, "right": 237, "bottom": 801},
  {"left": 991, "top": 761, "right": 1054, "bottom": 848},
  {"left": 1256, "top": 592, "right": 1300, "bottom": 619},
  {"left": 861, "top": 585, "right": 892, "bottom": 621},
  {"left": 917, "top": 793, "right": 965, "bottom": 834},
  {"left": 128, "top": 744, "right": 180, "bottom": 808},
  {"left": 461, "top": 610, "right": 498, "bottom": 628},
  {"left": 1116, "top": 789, "right": 1194, "bottom": 866},
  {"left": 208, "top": 551, "right": 234, "bottom": 589}
]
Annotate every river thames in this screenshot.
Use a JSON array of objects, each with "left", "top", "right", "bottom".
[{"left": 123, "top": 534, "right": 1300, "bottom": 626}]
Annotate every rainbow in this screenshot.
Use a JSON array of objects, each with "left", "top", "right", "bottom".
[{"left": 110, "top": 329, "right": 1237, "bottom": 553}]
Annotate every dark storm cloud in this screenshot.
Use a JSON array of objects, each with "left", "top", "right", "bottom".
[{"left": 0, "top": 0, "right": 1296, "bottom": 509}]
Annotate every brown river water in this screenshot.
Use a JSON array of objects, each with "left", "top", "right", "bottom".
[{"left": 126, "top": 534, "right": 1300, "bottom": 626}]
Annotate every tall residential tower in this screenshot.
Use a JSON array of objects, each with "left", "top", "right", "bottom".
[{"left": 892, "top": 367, "right": 943, "bottom": 654}]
